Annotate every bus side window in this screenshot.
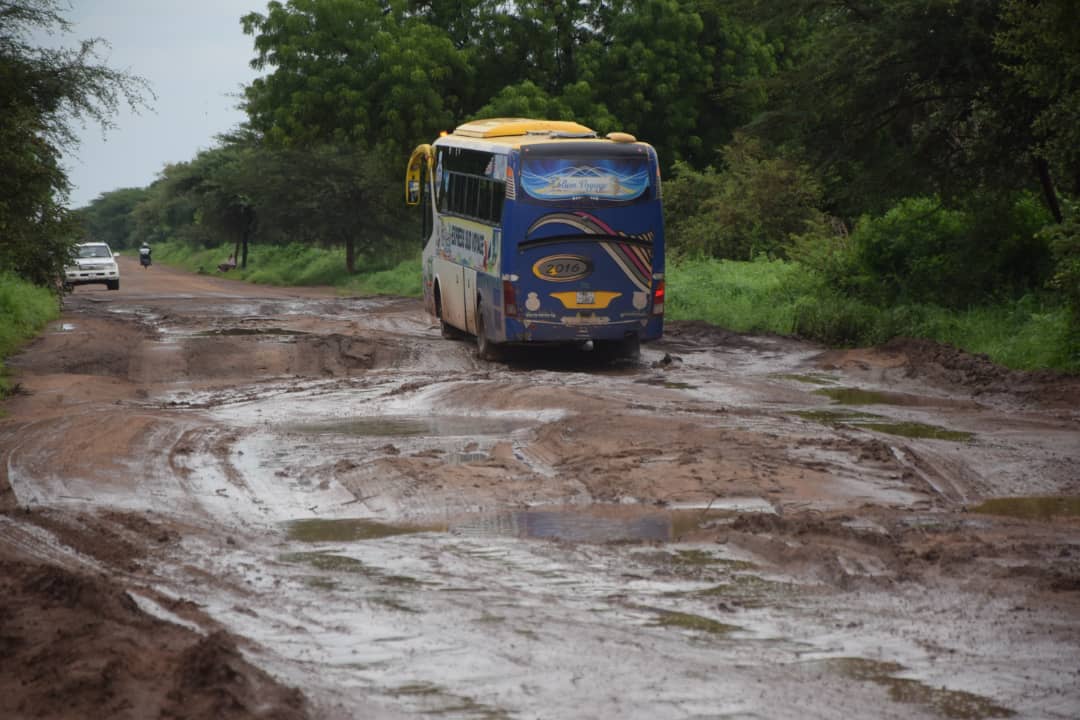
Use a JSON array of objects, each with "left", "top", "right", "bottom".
[
  {"left": 439, "top": 167, "right": 504, "bottom": 225},
  {"left": 448, "top": 173, "right": 460, "bottom": 214},
  {"left": 491, "top": 186, "right": 505, "bottom": 224},
  {"left": 466, "top": 175, "right": 480, "bottom": 217},
  {"left": 478, "top": 179, "right": 492, "bottom": 221}
]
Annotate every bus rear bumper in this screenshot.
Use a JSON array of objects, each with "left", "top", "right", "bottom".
[{"left": 505, "top": 316, "right": 663, "bottom": 344}]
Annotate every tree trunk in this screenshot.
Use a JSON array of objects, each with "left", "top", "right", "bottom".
[
  {"left": 1035, "top": 157, "right": 1063, "bottom": 224},
  {"left": 241, "top": 227, "right": 250, "bottom": 269},
  {"left": 345, "top": 235, "right": 356, "bottom": 274}
]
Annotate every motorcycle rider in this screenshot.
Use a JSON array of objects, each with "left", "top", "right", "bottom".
[{"left": 139, "top": 242, "right": 152, "bottom": 268}]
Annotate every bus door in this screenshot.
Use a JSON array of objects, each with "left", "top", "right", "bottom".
[{"left": 463, "top": 268, "right": 477, "bottom": 333}]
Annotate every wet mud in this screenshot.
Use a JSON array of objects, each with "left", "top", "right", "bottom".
[{"left": 1, "top": 256, "right": 1079, "bottom": 719}]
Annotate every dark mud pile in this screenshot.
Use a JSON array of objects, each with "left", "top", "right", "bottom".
[{"left": 0, "top": 558, "right": 308, "bottom": 720}]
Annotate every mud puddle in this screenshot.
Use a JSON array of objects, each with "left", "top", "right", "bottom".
[
  {"left": 819, "top": 657, "right": 1014, "bottom": 719},
  {"left": 285, "top": 500, "right": 778, "bottom": 545},
  {"left": 813, "top": 386, "right": 956, "bottom": 406},
  {"left": 286, "top": 415, "right": 532, "bottom": 438},
  {"left": 213, "top": 504, "right": 1046, "bottom": 720},
  {"left": 8, "top": 274, "right": 1080, "bottom": 720},
  {"left": 794, "top": 408, "right": 976, "bottom": 441},
  {"left": 968, "top": 496, "right": 1080, "bottom": 520},
  {"left": 195, "top": 327, "right": 309, "bottom": 337}
]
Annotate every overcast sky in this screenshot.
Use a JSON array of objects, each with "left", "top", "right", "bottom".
[{"left": 53, "top": 1, "right": 264, "bottom": 208}]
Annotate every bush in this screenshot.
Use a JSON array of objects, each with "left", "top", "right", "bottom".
[
  {"left": 662, "top": 162, "right": 726, "bottom": 258},
  {"left": 962, "top": 191, "right": 1054, "bottom": 296},
  {"left": 664, "top": 134, "right": 825, "bottom": 260},
  {"left": 791, "top": 292, "right": 881, "bottom": 347},
  {"left": 666, "top": 256, "right": 1075, "bottom": 370},
  {"left": 1040, "top": 199, "right": 1080, "bottom": 364},
  {"left": 844, "top": 193, "right": 1053, "bottom": 309},
  {"left": 847, "top": 197, "right": 973, "bottom": 307}
]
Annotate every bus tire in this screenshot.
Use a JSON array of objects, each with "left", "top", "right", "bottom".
[
  {"left": 435, "top": 286, "right": 462, "bottom": 339},
  {"left": 597, "top": 334, "right": 640, "bottom": 361},
  {"left": 475, "top": 308, "right": 502, "bottom": 362},
  {"left": 441, "top": 317, "right": 460, "bottom": 340}
]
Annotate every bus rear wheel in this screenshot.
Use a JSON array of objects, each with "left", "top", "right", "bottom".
[
  {"left": 596, "top": 334, "right": 640, "bottom": 361},
  {"left": 475, "top": 308, "right": 502, "bottom": 362}
]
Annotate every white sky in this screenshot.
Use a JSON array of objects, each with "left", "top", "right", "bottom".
[{"left": 51, "top": 1, "right": 264, "bottom": 208}]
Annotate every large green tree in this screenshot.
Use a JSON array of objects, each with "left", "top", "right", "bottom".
[
  {"left": 0, "top": 0, "right": 148, "bottom": 285},
  {"left": 239, "top": 144, "right": 410, "bottom": 272},
  {"left": 132, "top": 136, "right": 413, "bottom": 274},
  {"left": 744, "top": 0, "right": 1058, "bottom": 218},
  {"left": 76, "top": 187, "right": 151, "bottom": 250},
  {"left": 241, "top": 0, "right": 471, "bottom": 151},
  {"left": 996, "top": 0, "right": 1080, "bottom": 205},
  {"left": 575, "top": 0, "right": 781, "bottom": 167},
  {"left": 241, "top": 0, "right": 779, "bottom": 169}
]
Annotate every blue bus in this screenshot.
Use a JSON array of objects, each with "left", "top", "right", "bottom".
[{"left": 405, "top": 118, "right": 665, "bottom": 360}]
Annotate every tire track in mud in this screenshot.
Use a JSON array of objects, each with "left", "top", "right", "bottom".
[{"left": 2, "top": 278, "right": 1079, "bottom": 719}]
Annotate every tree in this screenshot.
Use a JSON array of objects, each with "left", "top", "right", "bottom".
[
  {"left": 238, "top": 144, "right": 413, "bottom": 273},
  {"left": 0, "top": 0, "right": 149, "bottom": 286},
  {"left": 745, "top": 0, "right": 1050, "bottom": 218},
  {"left": 241, "top": 0, "right": 471, "bottom": 152},
  {"left": 664, "top": 134, "right": 825, "bottom": 259},
  {"left": 76, "top": 188, "right": 151, "bottom": 250},
  {"left": 573, "top": 0, "right": 780, "bottom": 169},
  {"left": 997, "top": 0, "right": 1080, "bottom": 204},
  {"left": 130, "top": 136, "right": 414, "bottom": 274},
  {"left": 469, "top": 79, "right": 618, "bottom": 132}
]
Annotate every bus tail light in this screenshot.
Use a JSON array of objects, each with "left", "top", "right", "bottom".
[
  {"left": 652, "top": 279, "right": 665, "bottom": 315},
  {"left": 503, "top": 280, "right": 518, "bottom": 317}
]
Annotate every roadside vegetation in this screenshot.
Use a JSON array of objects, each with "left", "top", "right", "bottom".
[
  {"left": 0, "top": 273, "right": 59, "bottom": 402},
  {"left": 666, "top": 257, "right": 1075, "bottom": 371},
  {"left": 5, "top": 0, "right": 1078, "bottom": 373},
  {"left": 150, "top": 241, "right": 422, "bottom": 298}
]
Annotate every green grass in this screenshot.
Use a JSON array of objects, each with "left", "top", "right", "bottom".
[
  {"left": 668, "top": 256, "right": 1078, "bottom": 372},
  {"left": 150, "top": 241, "right": 423, "bottom": 297},
  {"left": 0, "top": 272, "right": 60, "bottom": 403},
  {"left": 667, "top": 256, "right": 810, "bottom": 334},
  {"left": 901, "top": 299, "right": 1075, "bottom": 371}
]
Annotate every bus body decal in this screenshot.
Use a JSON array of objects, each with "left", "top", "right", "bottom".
[
  {"left": 527, "top": 211, "right": 613, "bottom": 237},
  {"left": 532, "top": 255, "right": 592, "bottom": 282},
  {"left": 526, "top": 212, "right": 654, "bottom": 293},
  {"left": 521, "top": 160, "right": 650, "bottom": 201},
  {"left": 600, "top": 239, "right": 653, "bottom": 293},
  {"left": 437, "top": 218, "right": 498, "bottom": 273}
]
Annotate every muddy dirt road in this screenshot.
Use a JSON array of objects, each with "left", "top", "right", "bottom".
[{"left": 2, "top": 256, "right": 1079, "bottom": 719}]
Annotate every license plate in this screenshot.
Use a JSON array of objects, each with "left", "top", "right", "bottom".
[{"left": 576, "top": 291, "right": 595, "bottom": 305}]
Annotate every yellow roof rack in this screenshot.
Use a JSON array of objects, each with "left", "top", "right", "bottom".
[{"left": 453, "top": 118, "right": 596, "bottom": 139}]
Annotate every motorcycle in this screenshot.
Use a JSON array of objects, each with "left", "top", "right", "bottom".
[{"left": 139, "top": 250, "right": 152, "bottom": 268}]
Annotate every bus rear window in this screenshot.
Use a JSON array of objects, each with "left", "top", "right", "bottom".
[{"left": 520, "top": 156, "right": 652, "bottom": 205}]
